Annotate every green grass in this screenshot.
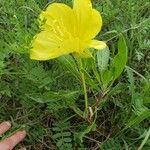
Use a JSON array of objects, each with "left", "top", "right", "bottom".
[{"left": 0, "top": 0, "right": 150, "bottom": 149}]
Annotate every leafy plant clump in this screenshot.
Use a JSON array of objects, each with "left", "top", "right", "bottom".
[{"left": 0, "top": 0, "right": 149, "bottom": 149}]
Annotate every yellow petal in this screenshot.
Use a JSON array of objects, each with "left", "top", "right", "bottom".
[
  {"left": 73, "top": 0, "right": 102, "bottom": 40},
  {"left": 30, "top": 31, "right": 75, "bottom": 60},
  {"left": 75, "top": 40, "right": 106, "bottom": 58},
  {"left": 89, "top": 40, "right": 106, "bottom": 50},
  {"left": 30, "top": 3, "right": 79, "bottom": 60},
  {"left": 40, "top": 3, "right": 77, "bottom": 38}
]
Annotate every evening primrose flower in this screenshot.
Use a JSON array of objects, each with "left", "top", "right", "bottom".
[{"left": 30, "top": 0, "right": 106, "bottom": 60}]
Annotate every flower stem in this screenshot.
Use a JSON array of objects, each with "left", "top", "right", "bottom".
[{"left": 79, "top": 59, "right": 88, "bottom": 115}]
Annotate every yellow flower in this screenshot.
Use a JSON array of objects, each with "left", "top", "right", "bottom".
[{"left": 30, "top": 0, "right": 106, "bottom": 60}]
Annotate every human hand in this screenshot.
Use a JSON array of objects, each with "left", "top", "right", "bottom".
[{"left": 0, "top": 121, "right": 26, "bottom": 150}]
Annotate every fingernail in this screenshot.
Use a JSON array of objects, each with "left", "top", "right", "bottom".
[
  {"left": 16, "top": 130, "right": 26, "bottom": 140},
  {"left": 20, "top": 130, "right": 26, "bottom": 137},
  {"left": 4, "top": 121, "right": 11, "bottom": 127}
]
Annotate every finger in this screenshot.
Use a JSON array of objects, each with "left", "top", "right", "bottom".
[
  {"left": 0, "top": 121, "right": 11, "bottom": 135},
  {"left": 0, "top": 130, "right": 26, "bottom": 150}
]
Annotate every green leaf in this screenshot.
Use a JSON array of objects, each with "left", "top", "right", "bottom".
[
  {"left": 142, "top": 81, "right": 150, "bottom": 106},
  {"left": 112, "top": 35, "right": 128, "bottom": 80},
  {"left": 74, "top": 113, "right": 97, "bottom": 144},
  {"left": 26, "top": 90, "right": 79, "bottom": 103},
  {"left": 53, "top": 132, "right": 71, "bottom": 139},
  {"left": 100, "top": 138, "right": 122, "bottom": 150},
  {"left": 102, "top": 69, "right": 114, "bottom": 85},
  {"left": 132, "top": 93, "right": 148, "bottom": 116},
  {"left": 126, "top": 66, "right": 148, "bottom": 115},
  {"left": 58, "top": 55, "right": 80, "bottom": 79},
  {"left": 102, "top": 35, "right": 128, "bottom": 85},
  {"left": 97, "top": 46, "right": 110, "bottom": 71},
  {"left": 126, "top": 66, "right": 135, "bottom": 98},
  {"left": 81, "top": 69, "right": 99, "bottom": 90},
  {"left": 123, "top": 110, "right": 150, "bottom": 130},
  {"left": 138, "top": 128, "right": 150, "bottom": 150},
  {"left": 74, "top": 122, "right": 97, "bottom": 144}
]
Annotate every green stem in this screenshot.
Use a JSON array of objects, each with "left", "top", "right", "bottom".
[{"left": 79, "top": 59, "right": 88, "bottom": 115}]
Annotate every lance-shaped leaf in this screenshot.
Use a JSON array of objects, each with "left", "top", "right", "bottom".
[
  {"left": 102, "top": 35, "right": 128, "bottom": 85},
  {"left": 97, "top": 46, "right": 110, "bottom": 72}
]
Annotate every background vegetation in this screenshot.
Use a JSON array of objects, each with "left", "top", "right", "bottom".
[{"left": 0, "top": 0, "right": 149, "bottom": 149}]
